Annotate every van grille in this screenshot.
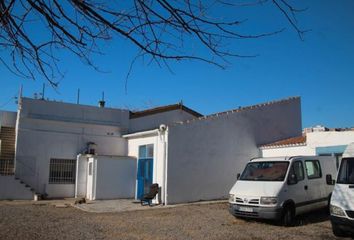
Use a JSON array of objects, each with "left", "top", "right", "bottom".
[
  {"left": 233, "top": 210, "right": 259, "bottom": 217},
  {"left": 235, "top": 197, "right": 259, "bottom": 205},
  {"left": 346, "top": 211, "right": 354, "bottom": 218}
]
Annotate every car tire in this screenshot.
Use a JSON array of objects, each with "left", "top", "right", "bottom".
[{"left": 281, "top": 205, "right": 295, "bottom": 227}]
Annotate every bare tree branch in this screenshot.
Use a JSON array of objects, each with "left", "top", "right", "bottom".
[{"left": 0, "top": 0, "right": 307, "bottom": 88}]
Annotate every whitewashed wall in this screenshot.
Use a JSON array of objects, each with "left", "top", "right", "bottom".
[
  {"left": 15, "top": 98, "right": 130, "bottom": 198},
  {"left": 94, "top": 156, "right": 136, "bottom": 199},
  {"left": 166, "top": 97, "right": 302, "bottom": 204},
  {"left": 75, "top": 154, "right": 88, "bottom": 198},
  {"left": 0, "top": 176, "right": 34, "bottom": 200},
  {"left": 261, "top": 145, "right": 312, "bottom": 157},
  {"left": 130, "top": 109, "right": 197, "bottom": 132},
  {"left": 307, "top": 131, "right": 354, "bottom": 147},
  {"left": 0, "top": 111, "right": 17, "bottom": 127},
  {"left": 261, "top": 131, "right": 354, "bottom": 157}
]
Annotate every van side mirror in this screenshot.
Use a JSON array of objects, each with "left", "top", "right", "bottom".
[
  {"left": 326, "top": 174, "right": 335, "bottom": 185},
  {"left": 236, "top": 173, "right": 240, "bottom": 180},
  {"left": 288, "top": 174, "right": 298, "bottom": 185}
]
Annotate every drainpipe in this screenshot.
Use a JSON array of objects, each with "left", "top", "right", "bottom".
[
  {"left": 74, "top": 154, "right": 81, "bottom": 198},
  {"left": 158, "top": 124, "right": 169, "bottom": 205},
  {"left": 164, "top": 127, "right": 169, "bottom": 205}
]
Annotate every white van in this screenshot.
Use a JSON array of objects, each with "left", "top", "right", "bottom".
[
  {"left": 229, "top": 156, "right": 337, "bottom": 226},
  {"left": 330, "top": 143, "right": 354, "bottom": 237}
]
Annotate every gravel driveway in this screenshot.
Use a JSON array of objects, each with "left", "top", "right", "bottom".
[{"left": 0, "top": 201, "right": 349, "bottom": 240}]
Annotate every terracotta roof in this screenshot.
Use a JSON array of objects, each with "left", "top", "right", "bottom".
[
  {"left": 129, "top": 103, "right": 203, "bottom": 119},
  {"left": 260, "top": 135, "right": 306, "bottom": 148}
]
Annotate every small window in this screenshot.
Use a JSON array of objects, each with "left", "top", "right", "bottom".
[
  {"left": 305, "top": 160, "right": 322, "bottom": 179},
  {"left": 293, "top": 161, "right": 304, "bottom": 181},
  {"left": 337, "top": 158, "right": 354, "bottom": 184},
  {"left": 49, "top": 159, "right": 76, "bottom": 184},
  {"left": 139, "top": 144, "right": 154, "bottom": 159},
  {"left": 147, "top": 145, "right": 154, "bottom": 158}
]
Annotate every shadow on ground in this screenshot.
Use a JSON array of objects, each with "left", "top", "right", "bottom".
[
  {"left": 238, "top": 207, "right": 330, "bottom": 227},
  {"left": 295, "top": 208, "right": 330, "bottom": 226}
]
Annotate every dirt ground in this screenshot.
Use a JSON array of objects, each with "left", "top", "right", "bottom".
[{"left": 0, "top": 201, "right": 350, "bottom": 240}]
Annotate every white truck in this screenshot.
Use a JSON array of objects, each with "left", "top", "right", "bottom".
[
  {"left": 330, "top": 143, "right": 354, "bottom": 237},
  {"left": 229, "top": 156, "right": 337, "bottom": 226}
]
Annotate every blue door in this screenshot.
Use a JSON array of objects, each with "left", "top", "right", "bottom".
[{"left": 137, "top": 145, "right": 154, "bottom": 199}]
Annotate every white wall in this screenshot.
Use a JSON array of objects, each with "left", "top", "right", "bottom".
[
  {"left": 0, "top": 111, "right": 17, "bottom": 127},
  {"left": 20, "top": 98, "right": 129, "bottom": 130},
  {"left": 0, "top": 176, "right": 34, "bottom": 200},
  {"left": 307, "top": 131, "right": 354, "bottom": 147},
  {"left": 166, "top": 97, "right": 302, "bottom": 204},
  {"left": 261, "top": 131, "right": 354, "bottom": 157},
  {"left": 262, "top": 145, "right": 313, "bottom": 157},
  {"left": 130, "top": 109, "right": 197, "bottom": 132},
  {"left": 75, "top": 155, "right": 88, "bottom": 198},
  {"left": 46, "top": 184, "right": 75, "bottom": 198},
  {"left": 94, "top": 156, "right": 136, "bottom": 199},
  {"left": 15, "top": 98, "right": 130, "bottom": 197}
]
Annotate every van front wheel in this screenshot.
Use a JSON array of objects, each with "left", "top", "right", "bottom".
[{"left": 281, "top": 206, "right": 294, "bottom": 227}]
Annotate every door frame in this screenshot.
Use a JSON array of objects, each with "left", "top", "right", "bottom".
[{"left": 86, "top": 158, "right": 95, "bottom": 200}]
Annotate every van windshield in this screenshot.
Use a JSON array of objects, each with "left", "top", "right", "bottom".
[
  {"left": 240, "top": 161, "right": 289, "bottom": 181},
  {"left": 337, "top": 158, "right": 354, "bottom": 184}
]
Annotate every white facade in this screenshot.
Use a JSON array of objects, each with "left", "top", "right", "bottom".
[
  {"left": 75, "top": 155, "right": 136, "bottom": 200},
  {"left": 15, "top": 98, "right": 129, "bottom": 198},
  {"left": 0, "top": 111, "right": 17, "bottom": 128},
  {"left": 124, "top": 129, "right": 168, "bottom": 204},
  {"left": 165, "top": 97, "right": 301, "bottom": 204},
  {"left": 1, "top": 96, "right": 304, "bottom": 203},
  {"left": 261, "top": 131, "right": 354, "bottom": 157}
]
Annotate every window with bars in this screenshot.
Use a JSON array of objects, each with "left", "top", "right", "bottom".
[{"left": 49, "top": 159, "right": 76, "bottom": 184}]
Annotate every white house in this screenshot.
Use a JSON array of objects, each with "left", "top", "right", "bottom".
[
  {"left": 0, "top": 96, "right": 302, "bottom": 204},
  {"left": 125, "top": 97, "right": 302, "bottom": 204},
  {"left": 260, "top": 126, "right": 354, "bottom": 168}
]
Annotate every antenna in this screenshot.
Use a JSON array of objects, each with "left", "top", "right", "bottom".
[
  {"left": 41, "top": 83, "right": 45, "bottom": 100},
  {"left": 77, "top": 88, "right": 80, "bottom": 104}
]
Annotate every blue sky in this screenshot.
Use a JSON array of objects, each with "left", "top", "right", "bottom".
[{"left": 1, "top": 0, "right": 354, "bottom": 128}]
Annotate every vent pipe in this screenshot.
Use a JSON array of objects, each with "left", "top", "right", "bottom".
[{"left": 98, "top": 92, "right": 105, "bottom": 108}]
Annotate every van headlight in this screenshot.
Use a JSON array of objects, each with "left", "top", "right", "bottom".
[
  {"left": 260, "top": 197, "right": 277, "bottom": 205},
  {"left": 330, "top": 205, "right": 346, "bottom": 217},
  {"left": 229, "top": 194, "right": 235, "bottom": 202}
]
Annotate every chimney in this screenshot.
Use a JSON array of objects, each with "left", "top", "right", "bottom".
[{"left": 98, "top": 92, "right": 105, "bottom": 108}]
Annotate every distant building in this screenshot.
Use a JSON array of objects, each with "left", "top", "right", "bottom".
[
  {"left": 0, "top": 96, "right": 301, "bottom": 203},
  {"left": 260, "top": 126, "right": 354, "bottom": 167}
]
